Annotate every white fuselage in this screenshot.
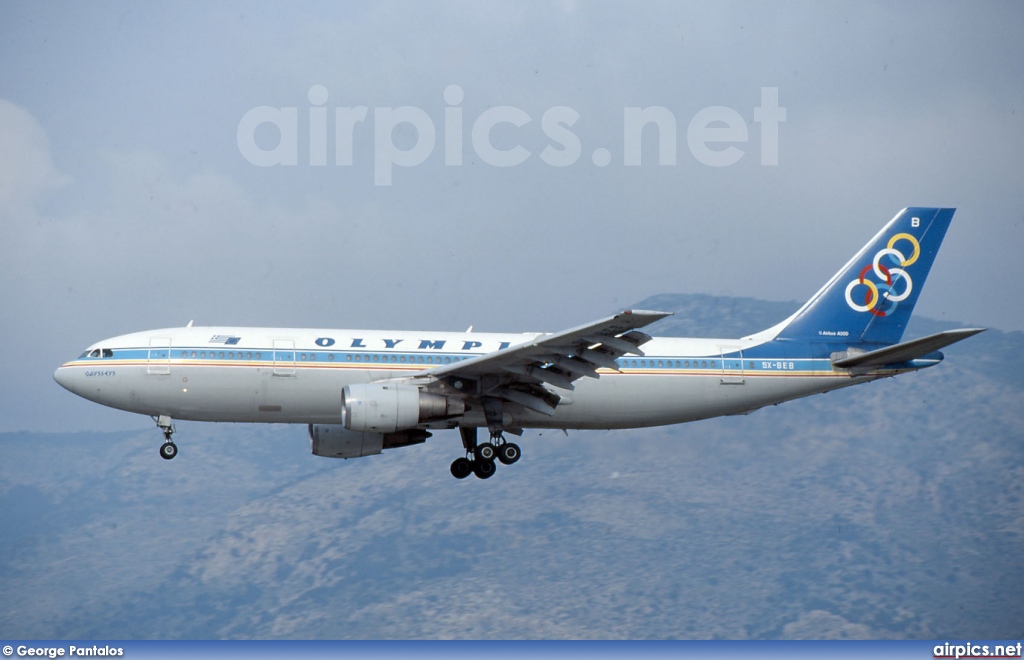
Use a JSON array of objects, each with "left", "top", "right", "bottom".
[{"left": 53, "top": 325, "right": 899, "bottom": 432}]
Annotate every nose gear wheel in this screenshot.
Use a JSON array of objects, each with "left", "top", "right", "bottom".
[{"left": 153, "top": 415, "right": 179, "bottom": 460}]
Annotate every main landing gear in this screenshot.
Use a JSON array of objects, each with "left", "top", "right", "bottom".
[
  {"left": 450, "top": 427, "right": 520, "bottom": 480},
  {"left": 154, "top": 415, "right": 178, "bottom": 460}
]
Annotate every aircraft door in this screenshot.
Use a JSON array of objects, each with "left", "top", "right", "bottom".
[
  {"left": 718, "top": 345, "right": 745, "bottom": 385},
  {"left": 147, "top": 337, "right": 172, "bottom": 375},
  {"left": 273, "top": 339, "right": 296, "bottom": 376}
]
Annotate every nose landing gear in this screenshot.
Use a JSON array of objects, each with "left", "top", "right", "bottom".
[
  {"left": 159, "top": 440, "right": 178, "bottom": 460},
  {"left": 153, "top": 415, "right": 178, "bottom": 460}
]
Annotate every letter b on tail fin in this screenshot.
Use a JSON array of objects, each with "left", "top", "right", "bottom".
[{"left": 775, "top": 207, "right": 955, "bottom": 345}]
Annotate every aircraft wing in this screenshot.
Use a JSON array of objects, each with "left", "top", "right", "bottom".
[
  {"left": 418, "top": 310, "right": 672, "bottom": 416},
  {"left": 831, "top": 328, "right": 986, "bottom": 369}
]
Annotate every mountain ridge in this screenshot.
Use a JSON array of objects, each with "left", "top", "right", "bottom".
[{"left": 2, "top": 293, "right": 1021, "bottom": 639}]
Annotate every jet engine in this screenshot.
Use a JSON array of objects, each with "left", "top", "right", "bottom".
[
  {"left": 342, "top": 383, "right": 466, "bottom": 433},
  {"left": 308, "top": 424, "right": 430, "bottom": 459}
]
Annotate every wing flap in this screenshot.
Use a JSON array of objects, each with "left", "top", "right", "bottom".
[
  {"left": 501, "top": 364, "right": 576, "bottom": 391},
  {"left": 576, "top": 348, "right": 623, "bottom": 371},
  {"left": 583, "top": 333, "right": 647, "bottom": 356},
  {"left": 420, "top": 309, "right": 671, "bottom": 413}
]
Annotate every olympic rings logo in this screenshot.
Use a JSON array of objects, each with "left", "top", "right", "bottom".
[{"left": 844, "top": 233, "right": 920, "bottom": 317}]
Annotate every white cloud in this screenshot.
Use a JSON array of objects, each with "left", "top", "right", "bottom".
[{"left": 0, "top": 99, "right": 72, "bottom": 218}]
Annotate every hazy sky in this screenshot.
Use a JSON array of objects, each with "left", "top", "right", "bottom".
[{"left": 2, "top": 1, "right": 1022, "bottom": 432}]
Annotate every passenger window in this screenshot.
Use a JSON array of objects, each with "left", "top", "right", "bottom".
[
  {"left": 254, "top": 352, "right": 261, "bottom": 359},
  {"left": 219, "top": 351, "right": 225, "bottom": 359}
]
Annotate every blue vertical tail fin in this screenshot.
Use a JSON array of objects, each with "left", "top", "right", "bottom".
[{"left": 773, "top": 207, "right": 955, "bottom": 346}]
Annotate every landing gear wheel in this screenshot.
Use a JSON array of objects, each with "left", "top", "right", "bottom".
[
  {"left": 475, "top": 442, "right": 496, "bottom": 462},
  {"left": 498, "top": 442, "right": 521, "bottom": 465},
  {"left": 153, "top": 415, "right": 177, "bottom": 461},
  {"left": 473, "top": 459, "right": 496, "bottom": 480},
  {"left": 450, "top": 457, "right": 472, "bottom": 479}
]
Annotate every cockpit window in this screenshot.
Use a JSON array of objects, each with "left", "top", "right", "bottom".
[
  {"left": 83, "top": 348, "right": 113, "bottom": 358},
  {"left": 89, "top": 349, "right": 101, "bottom": 358},
  {"left": 102, "top": 349, "right": 113, "bottom": 358}
]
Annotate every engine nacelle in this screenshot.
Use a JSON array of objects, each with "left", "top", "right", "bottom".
[
  {"left": 308, "top": 424, "right": 430, "bottom": 459},
  {"left": 342, "top": 382, "right": 466, "bottom": 433}
]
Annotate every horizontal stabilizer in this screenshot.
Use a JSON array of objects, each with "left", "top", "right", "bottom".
[{"left": 832, "top": 328, "right": 986, "bottom": 369}]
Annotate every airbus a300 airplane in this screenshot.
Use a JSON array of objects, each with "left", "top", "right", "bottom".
[{"left": 55, "top": 208, "right": 983, "bottom": 479}]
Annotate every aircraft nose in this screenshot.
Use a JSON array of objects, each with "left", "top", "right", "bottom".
[{"left": 54, "top": 364, "right": 74, "bottom": 392}]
